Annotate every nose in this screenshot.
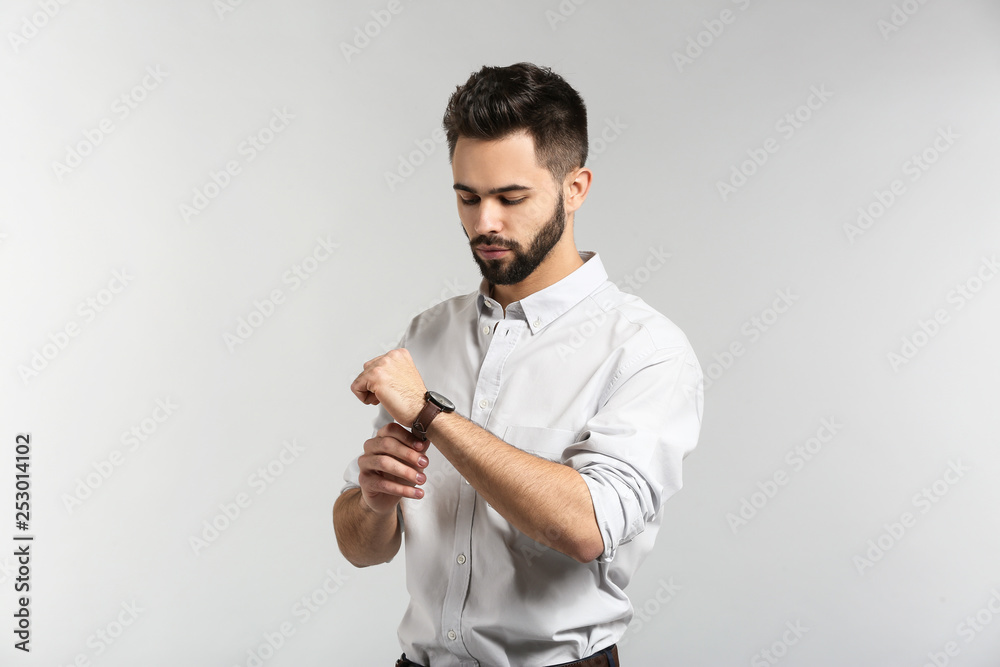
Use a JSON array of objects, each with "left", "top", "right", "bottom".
[{"left": 472, "top": 199, "right": 505, "bottom": 237}]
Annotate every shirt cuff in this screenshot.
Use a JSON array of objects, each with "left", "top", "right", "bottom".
[{"left": 580, "top": 469, "right": 646, "bottom": 563}]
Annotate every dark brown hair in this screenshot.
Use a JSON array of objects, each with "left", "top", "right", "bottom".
[{"left": 442, "top": 62, "right": 588, "bottom": 183}]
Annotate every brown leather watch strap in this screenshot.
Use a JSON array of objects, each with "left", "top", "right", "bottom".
[{"left": 411, "top": 397, "right": 442, "bottom": 441}]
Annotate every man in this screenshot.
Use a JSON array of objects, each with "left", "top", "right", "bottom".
[{"left": 334, "top": 62, "right": 704, "bottom": 667}]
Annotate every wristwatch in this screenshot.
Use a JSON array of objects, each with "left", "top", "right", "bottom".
[{"left": 411, "top": 390, "right": 455, "bottom": 441}]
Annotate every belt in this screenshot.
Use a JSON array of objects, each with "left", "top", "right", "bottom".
[{"left": 395, "top": 644, "right": 619, "bottom": 667}]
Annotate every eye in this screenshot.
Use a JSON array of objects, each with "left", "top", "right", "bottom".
[{"left": 458, "top": 196, "right": 526, "bottom": 206}]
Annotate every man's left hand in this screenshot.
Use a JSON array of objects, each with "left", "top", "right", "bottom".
[{"left": 350, "top": 348, "right": 428, "bottom": 426}]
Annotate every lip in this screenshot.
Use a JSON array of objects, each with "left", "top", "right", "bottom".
[{"left": 477, "top": 246, "right": 509, "bottom": 259}]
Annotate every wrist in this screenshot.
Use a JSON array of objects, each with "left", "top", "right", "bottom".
[
  {"left": 412, "top": 390, "right": 456, "bottom": 441},
  {"left": 357, "top": 488, "right": 397, "bottom": 519}
]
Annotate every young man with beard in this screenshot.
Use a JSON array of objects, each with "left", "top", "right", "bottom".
[{"left": 334, "top": 62, "right": 704, "bottom": 667}]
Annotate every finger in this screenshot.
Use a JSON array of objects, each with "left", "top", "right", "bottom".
[
  {"left": 378, "top": 421, "right": 429, "bottom": 452},
  {"left": 364, "top": 434, "right": 430, "bottom": 471},
  {"left": 361, "top": 354, "right": 385, "bottom": 370},
  {"left": 360, "top": 470, "right": 424, "bottom": 500},
  {"left": 359, "top": 452, "right": 427, "bottom": 486}
]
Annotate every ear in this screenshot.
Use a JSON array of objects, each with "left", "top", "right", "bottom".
[{"left": 563, "top": 167, "right": 593, "bottom": 216}]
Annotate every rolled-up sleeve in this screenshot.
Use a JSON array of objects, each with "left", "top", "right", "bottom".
[{"left": 570, "top": 345, "right": 704, "bottom": 563}]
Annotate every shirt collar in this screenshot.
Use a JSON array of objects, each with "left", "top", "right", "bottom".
[{"left": 476, "top": 250, "right": 608, "bottom": 334}]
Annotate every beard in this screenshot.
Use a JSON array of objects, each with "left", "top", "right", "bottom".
[{"left": 468, "top": 191, "right": 566, "bottom": 287}]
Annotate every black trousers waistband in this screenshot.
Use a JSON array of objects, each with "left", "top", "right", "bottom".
[{"left": 395, "top": 644, "right": 619, "bottom": 667}]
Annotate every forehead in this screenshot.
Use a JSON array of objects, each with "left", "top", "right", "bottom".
[{"left": 452, "top": 131, "right": 553, "bottom": 190}]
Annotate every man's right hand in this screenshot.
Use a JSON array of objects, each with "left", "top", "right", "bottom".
[{"left": 357, "top": 421, "right": 430, "bottom": 515}]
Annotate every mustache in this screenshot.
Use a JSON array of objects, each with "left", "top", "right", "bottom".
[{"left": 471, "top": 237, "right": 517, "bottom": 249}]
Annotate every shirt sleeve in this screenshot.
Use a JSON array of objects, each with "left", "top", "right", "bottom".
[{"left": 570, "top": 344, "right": 704, "bottom": 563}]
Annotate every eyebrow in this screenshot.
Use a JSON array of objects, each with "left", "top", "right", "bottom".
[{"left": 453, "top": 183, "right": 534, "bottom": 195}]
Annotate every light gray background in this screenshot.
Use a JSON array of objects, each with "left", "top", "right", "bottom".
[{"left": 2, "top": 0, "right": 999, "bottom": 665}]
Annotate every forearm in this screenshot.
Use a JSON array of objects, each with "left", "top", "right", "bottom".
[
  {"left": 426, "top": 411, "right": 603, "bottom": 563},
  {"left": 332, "top": 487, "right": 402, "bottom": 567}
]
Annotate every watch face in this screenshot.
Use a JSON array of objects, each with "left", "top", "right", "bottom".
[{"left": 427, "top": 390, "right": 455, "bottom": 412}]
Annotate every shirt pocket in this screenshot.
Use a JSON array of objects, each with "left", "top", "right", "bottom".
[{"left": 501, "top": 425, "right": 580, "bottom": 463}]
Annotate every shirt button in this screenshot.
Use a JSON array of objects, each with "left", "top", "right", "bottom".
[
  {"left": 447, "top": 630, "right": 457, "bottom": 641},
  {"left": 533, "top": 318, "right": 542, "bottom": 327},
  {"left": 478, "top": 398, "right": 489, "bottom": 409},
  {"left": 457, "top": 553, "right": 466, "bottom": 565},
  {"left": 482, "top": 325, "right": 491, "bottom": 334}
]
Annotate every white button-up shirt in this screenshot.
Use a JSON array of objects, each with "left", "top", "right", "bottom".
[{"left": 342, "top": 250, "right": 704, "bottom": 666}]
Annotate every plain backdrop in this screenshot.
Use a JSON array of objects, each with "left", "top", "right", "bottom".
[{"left": 2, "top": 1, "right": 999, "bottom": 665}]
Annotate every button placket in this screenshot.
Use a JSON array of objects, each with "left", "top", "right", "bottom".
[{"left": 440, "top": 316, "right": 524, "bottom": 661}]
